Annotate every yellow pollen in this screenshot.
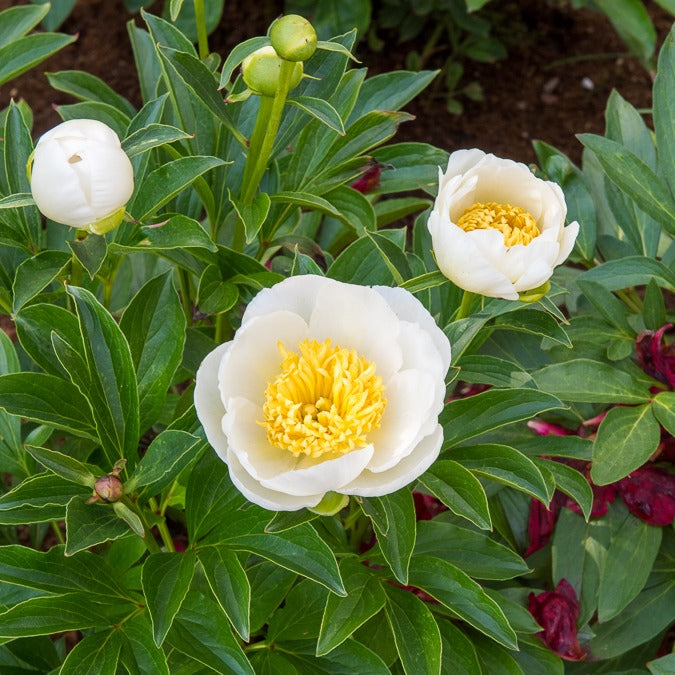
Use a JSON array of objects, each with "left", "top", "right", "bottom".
[
  {"left": 262, "top": 338, "right": 386, "bottom": 459},
  {"left": 457, "top": 201, "right": 540, "bottom": 246}
]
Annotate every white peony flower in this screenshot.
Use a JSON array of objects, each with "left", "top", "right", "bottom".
[
  {"left": 30, "top": 119, "right": 134, "bottom": 233},
  {"left": 194, "top": 275, "right": 451, "bottom": 511},
  {"left": 428, "top": 149, "right": 579, "bottom": 301}
]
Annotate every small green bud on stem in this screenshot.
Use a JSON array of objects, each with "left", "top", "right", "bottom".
[
  {"left": 89, "top": 459, "right": 126, "bottom": 503},
  {"left": 269, "top": 14, "right": 318, "bottom": 62},
  {"left": 242, "top": 46, "right": 303, "bottom": 97}
]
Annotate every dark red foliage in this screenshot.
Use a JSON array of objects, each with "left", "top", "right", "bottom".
[
  {"left": 350, "top": 162, "right": 382, "bottom": 194},
  {"left": 616, "top": 466, "right": 675, "bottom": 526},
  {"left": 636, "top": 323, "right": 675, "bottom": 388},
  {"left": 412, "top": 491, "right": 447, "bottom": 520},
  {"left": 528, "top": 579, "right": 586, "bottom": 661}
]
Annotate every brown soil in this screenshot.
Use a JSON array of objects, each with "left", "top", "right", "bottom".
[{"left": 1, "top": 0, "right": 671, "bottom": 167}]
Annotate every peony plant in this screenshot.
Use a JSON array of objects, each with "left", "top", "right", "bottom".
[{"left": 0, "top": 5, "right": 672, "bottom": 673}]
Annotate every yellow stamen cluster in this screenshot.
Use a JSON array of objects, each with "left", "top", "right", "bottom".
[
  {"left": 262, "top": 338, "right": 386, "bottom": 459},
  {"left": 457, "top": 201, "right": 540, "bottom": 246}
]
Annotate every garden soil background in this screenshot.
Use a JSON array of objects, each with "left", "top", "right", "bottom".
[{"left": 1, "top": 0, "right": 672, "bottom": 167}]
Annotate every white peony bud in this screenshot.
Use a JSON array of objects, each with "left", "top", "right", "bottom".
[{"left": 30, "top": 119, "right": 134, "bottom": 234}]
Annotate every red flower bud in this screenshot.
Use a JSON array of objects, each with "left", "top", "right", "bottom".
[
  {"left": 412, "top": 491, "right": 447, "bottom": 520},
  {"left": 351, "top": 163, "right": 382, "bottom": 194},
  {"left": 616, "top": 466, "right": 675, "bottom": 526},
  {"left": 528, "top": 579, "right": 586, "bottom": 661},
  {"left": 636, "top": 324, "right": 675, "bottom": 388}
]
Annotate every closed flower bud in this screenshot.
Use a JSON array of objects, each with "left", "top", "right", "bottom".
[
  {"left": 30, "top": 119, "right": 134, "bottom": 233},
  {"left": 241, "top": 46, "right": 303, "bottom": 97},
  {"left": 94, "top": 474, "right": 124, "bottom": 502},
  {"left": 269, "top": 14, "right": 317, "bottom": 62}
]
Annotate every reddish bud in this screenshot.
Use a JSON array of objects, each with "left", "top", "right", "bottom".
[
  {"left": 636, "top": 324, "right": 675, "bottom": 388},
  {"left": 616, "top": 466, "right": 675, "bottom": 526},
  {"left": 528, "top": 579, "right": 586, "bottom": 661},
  {"left": 412, "top": 491, "right": 447, "bottom": 520},
  {"left": 351, "top": 163, "right": 382, "bottom": 194},
  {"left": 94, "top": 474, "right": 124, "bottom": 502}
]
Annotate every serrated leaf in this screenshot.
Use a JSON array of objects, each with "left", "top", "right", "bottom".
[
  {"left": 318, "top": 558, "right": 387, "bottom": 655},
  {"left": 408, "top": 556, "right": 517, "bottom": 649},
  {"left": 419, "top": 460, "right": 491, "bottom": 530},
  {"left": 142, "top": 551, "right": 196, "bottom": 646},
  {"left": 198, "top": 546, "right": 251, "bottom": 641},
  {"left": 591, "top": 403, "right": 661, "bottom": 484}
]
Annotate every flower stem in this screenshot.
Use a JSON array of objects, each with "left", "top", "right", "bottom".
[
  {"left": 240, "top": 60, "right": 295, "bottom": 206},
  {"left": 149, "top": 497, "right": 175, "bottom": 552},
  {"left": 51, "top": 521, "right": 65, "bottom": 545},
  {"left": 455, "top": 290, "right": 477, "bottom": 320},
  {"left": 178, "top": 268, "right": 193, "bottom": 325},
  {"left": 193, "top": 0, "right": 209, "bottom": 60}
]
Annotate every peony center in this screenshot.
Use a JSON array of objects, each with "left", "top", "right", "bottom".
[
  {"left": 457, "top": 201, "right": 540, "bottom": 246},
  {"left": 262, "top": 338, "right": 386, "bottom": 459}
]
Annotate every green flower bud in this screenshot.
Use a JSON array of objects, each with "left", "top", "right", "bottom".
[
  {"left": 269, "top": 14, "right": 318, "bottom": 62},
  {"left": 308, "top": 491, "right": 349, "bottom": 516},
  {"left": 518, "top": 280, "right": 551, "bottom": 303},
  {"left": 241, "top": 46, "right": 303, "bottom": 97}
]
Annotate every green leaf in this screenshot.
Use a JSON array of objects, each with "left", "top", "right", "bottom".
[
  {"left": 409, "top": 556, "right": 517, "bottom": 649},
  {"left": 649, "top": 653, "right": 675, "bottom": 675},
  {"left": 325, "top": 185, "right": 377, "bottom": 234},
  {"left": 384, "top": 584, "right": 442, "bottom": 675},
  {"left": 59, "top": 629, "right": 122, "bottom": 675},
  {"left": 46, "top": 69, "right": 136, "bottom": 117},
  {"left": 68, "top": 233, "right": 107, "bottom": 278},
  {"left": 440, "top": 388, "right": 564, "bottom": 447},
  {"left": 122, "top": 122, "right": 192, "bottom": 157},
  {"left": 365, "top": 490, "right": 416, "bottom": 585},
  {"left": 131, "top": 155, "right": 226, "bottom": 221},
  {"left": 493, "top": 308, "right": 572, "bottom": 348},
  {"left": 226, "top": 522, "right": 346, "bottom": 596},
  {"left": 653, "top": 391, "right": 675, "bottom": 436},
  {"left": 419, "top": 460, "right": 491, "bottom": 530},
  {"left": 65, "top": 496, "right": 134, "bottom": 555},
  {"left": 594, "top": 0, "right": 656, "bottom": 63},
  {"left": 67, "top": 285, "right": 140, "bottom": 463},
  {"left": 598, "top": 510, "right": 662, "bottom": 622},
  {"left": 399, "top": 270, "right": 448, "bottom": 294},
  {"left": 229, "top": 190, "right": 271, "bottom": 244},
  {"left": 265, "top": 509, "right": 319, "bottom": 533},
  {"left": 0, "top": 473, "right": 88, "bottom": 525},
  {"left": 438, "top": 619, "right": 482, "bottom": 675},
  {"left": 473, "top": 634, "right": 524, "bottom": 674},
  {"left": 24, "top": 444, "right": 96, "bottom": 487},
  {"left": 0, "top": 372, "right": 98, "bottom": 440},
  {"left": 248, "top": 561, "right": 297, "bottom": 633},
  {"left": 288, "top": 96, "right": 345, "bottom": 134},
  {"left": 197, "top": 265, "right": 239, "bottom": 314},
  {"left": 0, "top": 4, "right": 50, "bottom": 46},
  {"left": 535, "top": 457, "right": 593, "bottom": 521},
  {"left": 0, "top": 32, "right": 75, "bottom": 85},
  {"left": 643, "top": 279, "right": 667, "bottom": 330},
  {"left": 589, "top": 580, "right": 675, "bottom": 659},
  {"left": 12, "top": 250, "right": 70, "bottom": 312},
  {"left": 654, "top": 27, "right": 674, "bottom": 195},
  {"left": 219, "top": 35, "right": 270, "bottom": 89},
  {"left": 591, "top": 403, "right": 661, "bottom": 484},
  {"left": 415, "top": 520, "right": 529, "bottom": 580},
  {"left": 0, "top": 193, "right": 34, "bottom": 209},
  {"left": 578, "top": 133, "right": 675, "bottom": 234},
  {"left": 167, "top": 593, "right": 254, "bottom": 675},
  {"left": 0, "top": 592, "right": 131, "bottom": 638},
  {"left": 317, "top": 558, "right": 386, "bottom": 655},
  {"left": 120, "top": 614, "right": 170, "bottom": 675},
  {"left": 198, "top": 546, "right": 250, "bottom": 641},
  {"left": 126, "top": 429, "right": 202, "bottom": 495},
  {"left": 448, "top": 445, "right": 551, "bottom": 503},
  {"left": 136, "top": 214, "right": 218, "bottom": 252},
  {"left": 120, "top": 272, "right": 186, "bottom": 432},
  {"left": 57, "top": 100, "right": 131, "bottom": 138},
  {"left": 532, "top": 359, "right": 651, "bottom": 403},
  {"left": 267, "top": 578, "right": 327, "bottom": 643},
  {"left": 578, "top": 256, "right": 675, "bottom": 292},
  {"left": 270, "top": 190, "right": 342, "bottom": 218},
  {"left": 533, "top": 140, "right": 596, "bottom": 260},
  {"left": 142, "top": 551, "right": 196, "bottom": 646}
]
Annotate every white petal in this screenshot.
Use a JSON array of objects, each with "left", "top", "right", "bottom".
[
  {"left": 373, "top": 286, "right": 451, "bottom": 373},
  {"left": 555, "top": 221, "right": 579, "bottom": 265},
  {"left": 86, "top": 141, "right": 134, "bottom": 219},
  {"left": 513, "top": 259, "right": 556, "bottom": 292},
  {"left": 36, "top": 119, "right": 122, "bottom": 147},
  {"left": 260, "top": 444, "right": 375, "bottom": 496},
  {"left": 308, "top": 282, "right": 403, "bottom": 380},
  {"left": 428, "top": 211, "right": 518, "bottom": 300},
  {"left": 442, "top": 149, "right": 486, "bottom": 187},
  {"left": 218, "top": 310, "right": 309, "bottom": 406},
  {"left": 223, "top": 396, "right": 298, "bottom": 480},
  {"left": 338, "top": 425, "right": 443, "bottom": 497},
  {"left": 366, "top": 369, "right": 436, "bottom": 472},
  {"left": 227, "top": 449, "right": 323, "bottom": 511},
  {"left": 241, "top": 274, "right": 336, "bottom": 327},
  {"left": 194, "top": 342, "right": 232, "bottom": 462}
]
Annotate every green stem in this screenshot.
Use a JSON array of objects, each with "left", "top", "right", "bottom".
[
  {"left": 241, "top": 96, "right": 274, "bottom": 195},
  {"left": 616, "top": 288, "right": 643, "bottom": 314},
  {"left": 51, "top": 521, "right": 65, "bottom": 545},
  {"left": 178, "top": 268, "right": 193, "bottom": 326},
  {"left": 455, "top": 290, "right": 477, "bottom": 320},
  {"left": 149, "top": 497, "right": 175, "bottom": 552},
  {"left": 240, "top": 60, "right": 296, "bottom": 205},
  {"left": 123, "top": 499, "right": 161, "bottom": 554},
  {"left": 193, "top": 0, "right": 209, "bottom": 60},
  {"left": 0, "top": 294, "right": 12, "bottom": 315}
]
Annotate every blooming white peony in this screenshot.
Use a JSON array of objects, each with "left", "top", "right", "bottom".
[
  {"left": 194, "top": 275, "right": 451, "bottom": 511},
  {"left": 30, "top": 119, "right": 134, "bottom": 233},
  {"left": 428, "top": 149, "right": 579, "bottom": 301}
]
